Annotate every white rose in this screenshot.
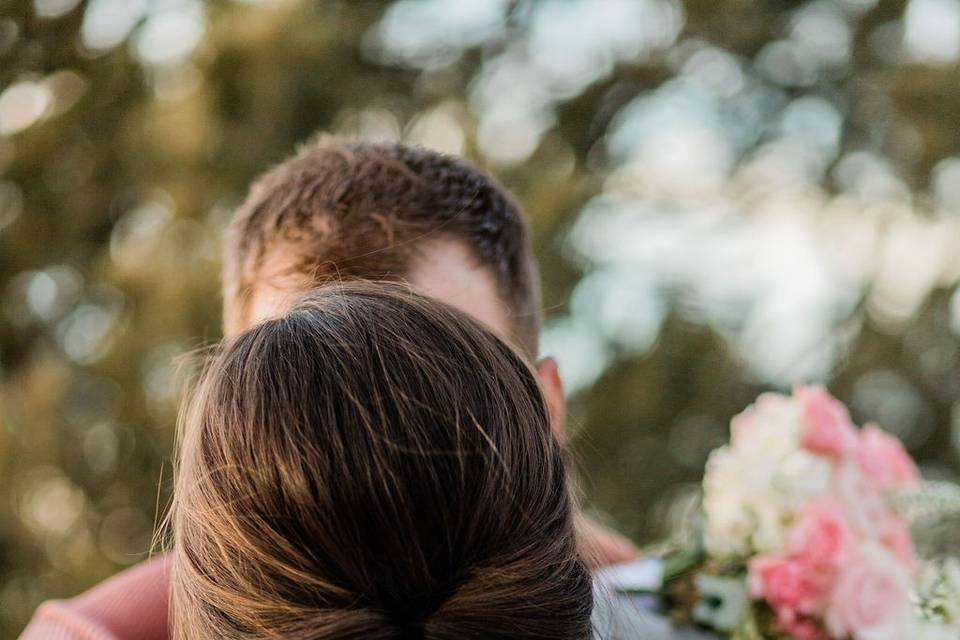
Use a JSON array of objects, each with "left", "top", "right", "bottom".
[
  {"left": 703, "top": 393, "right": 834, "bottom": 559},
  {"left": 703, "top": 447, "right": 753, "bottom": 557}
]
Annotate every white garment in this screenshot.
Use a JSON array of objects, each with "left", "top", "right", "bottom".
[{"left": 591, "top": 559, "right": 717, "bottom": 639}]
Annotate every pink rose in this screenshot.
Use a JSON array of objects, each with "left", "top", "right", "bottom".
[
  {"left": 795, "top": 386, "right": 857, "bottom": 457},
  {"left": 779, "top": 616, "right": 829, "bottom": 640},
  {"left": 825, "top": 542, "right": 913, "bottom": 640},
  {"left": 856, "top": 425, "right": 920, "bottom": 492},
  {"left": 788, "top": 500, "right": 853, "bottom": 570},
  {"left": 749, "top": 555, "right": 825, "bottom": 616}
]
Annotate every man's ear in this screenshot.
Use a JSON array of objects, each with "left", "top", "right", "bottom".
[{"left": 535, "top": 357, "right": 566, "bottom": 442}]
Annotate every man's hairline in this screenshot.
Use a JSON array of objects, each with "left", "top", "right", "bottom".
[{"left": 226, "top": 235, "right": 541, "bottom": 356}]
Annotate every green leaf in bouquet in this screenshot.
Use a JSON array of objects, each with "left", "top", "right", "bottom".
[
  {"left": 730, "top": 605, "right": 795, "bottom": 640},
  {"left": 643, "top": 511, "right": 708, "bottom": 586},
  {"left": 662, "top": 544, "right": 708, "bottom": 583},
  {"left": 729, "top": 605, "right": 763, "bottom": 640}
]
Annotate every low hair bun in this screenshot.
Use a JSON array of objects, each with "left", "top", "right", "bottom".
[
  {"left": 171, "top": 284, "right": 594, "bottom": 640},
  {"left": 420, "top": 554, "right": 593, "bottom": 640}
]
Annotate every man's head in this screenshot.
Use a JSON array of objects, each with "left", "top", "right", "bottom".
[
  {"left": 223, "top": 137, "right": 541, "bottom": 354},
  {"left": 225, "top": 137, "right": 639, "bottom": 566}
]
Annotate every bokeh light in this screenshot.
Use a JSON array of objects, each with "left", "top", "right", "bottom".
[{"left": 1, "top": 0, "right": 959, "bottom": 634}]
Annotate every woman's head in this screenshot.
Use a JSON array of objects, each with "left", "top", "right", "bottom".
[{"left": 171, "top": 283, "right": 593, "bottom": 639}]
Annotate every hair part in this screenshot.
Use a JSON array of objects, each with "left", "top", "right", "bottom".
[
  {"left": 222, "top": 137, "right": 541, "bottom": 354},
  {"left": 171, "top": 283, "right": 592, "bottom": 640}
]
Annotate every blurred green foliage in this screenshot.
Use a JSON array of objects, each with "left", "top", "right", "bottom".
[{"left": 1, "top": 0, "right": 960, "bottom": 635}]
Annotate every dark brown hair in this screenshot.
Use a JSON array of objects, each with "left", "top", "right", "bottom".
[
  {"left": 171, "top": 283, "right": 592, "bottom": 639},
  {"left": 222, "top": 137, "right": 541, "bottom": 353}
]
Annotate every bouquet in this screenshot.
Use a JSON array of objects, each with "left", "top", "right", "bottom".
[{"left": 606, "top": 387, "right": 960, "bottom": 640}]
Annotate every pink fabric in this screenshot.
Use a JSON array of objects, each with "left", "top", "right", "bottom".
[{"left": 19, "top": 556, "right": 171, "bottom": 640}]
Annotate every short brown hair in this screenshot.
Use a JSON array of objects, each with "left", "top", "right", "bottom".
[
  {"left": 171, "top": 283, "right": 592, "bottom": 639},
  {"left": 223, "top": 137, "right": 541, "bottom": 353}
]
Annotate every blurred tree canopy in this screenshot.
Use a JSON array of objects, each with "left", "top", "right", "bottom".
[{"left": 1, "top": 0, "right": 960, "bottom": 634}]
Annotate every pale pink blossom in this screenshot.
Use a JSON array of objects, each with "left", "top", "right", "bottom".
[
  {"left": 834, "top": 460, "right": 895, "bottom": 538},
  {"left": 756, "top": 392, "right": 794, "bottom": 414},
  {"left": 730, "top": 409, "right": 755, "bottom": 445},
  {"left": 788, "top": 500, "right": 854, "bottom": 570},
  {"left": 795, "top": 386, "right": 857, "bottom": 457},
  {"left": 825, "top": 542, "right": 913, "bottom": 640},
  {"left": 881, "top": 516, "right": 917, "bottom": 573},
  {"left": 856, "top": 424, "right": 920, "bottom": 492}
]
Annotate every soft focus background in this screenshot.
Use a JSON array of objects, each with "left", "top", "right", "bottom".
[{"left": 2, "top": 0, "right": 960, "bottom": 633}]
